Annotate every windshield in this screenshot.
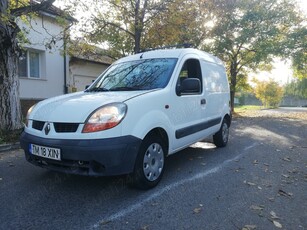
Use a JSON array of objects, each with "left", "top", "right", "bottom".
[{"left": 87, "top": 58, "right": 177, "bottom": 92}]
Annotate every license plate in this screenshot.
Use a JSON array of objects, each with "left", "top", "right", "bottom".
[{"left": 29, "top": 144, "right": 61, "bottom": 161}]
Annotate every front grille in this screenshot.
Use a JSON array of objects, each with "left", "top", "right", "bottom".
[
  {"left": 32, "top": 120, "right": 45, "bottom": 131},
  {"left": 53, "top": 123, "right": 79, "bottom": 133}
]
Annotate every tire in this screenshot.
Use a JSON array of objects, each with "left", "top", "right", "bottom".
[
  {"left": 130, "top": 134, "right": 166, "bottom": 190},
  {"left": 213, "top": 118, "right": 229, "bottom": 147}
]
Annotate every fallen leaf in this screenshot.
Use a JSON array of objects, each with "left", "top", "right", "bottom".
[
  {"left": 141, "top": 225, "right": 150, "bottom": 230},
  {"left": 253, "top": 160, "right": 259, "bottom": 165},
  {"left": 282, "top": 174, "right": 290, "bottom": 178},
  {"left": 99, "top": 220, "right": 111, "bottom": 225},
  {"left": 242, "top": 225, "right": 257, "bottom": 230},
  {"left": 263, "top": 163, "right": 269, "bottom": 166},
  {"left": 273, "top": 220, "right": 282, "bottom": 228},
  {"left": 270, "top": 211, "right": 280, "bottom": 220},
  {"left": 268, "top": 197, "right": 275, "bottom": 202},
  {"left": 278, "top": 189, "right": 293, "bottom": 198},
  {"left": 250, "top": 205, "right": 264, "bottom": 211},
  {"left": 288, "top": 168, "right": 299, "bottom": 174},
  {"left": 257, "top": 186, "right": 262, "bottom": 190},
  {"left": 235, "top": 167, "right": 244, "bottom": 172},
  {"left": 276, "top": 149, "right": 281, "bottom": 152},
  {"left": 282, "top": 157, "right": 291, "bottom": 162},
  {"left": 193, "top": 207, "right": 202, "bottom": 214},
  {"left": 244, "top": 180, "right": 256, "bottom": 186}
]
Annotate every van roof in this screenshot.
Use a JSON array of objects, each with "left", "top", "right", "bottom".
[{"left": 115, "top": 48, "right": 224, "bottom": 66}]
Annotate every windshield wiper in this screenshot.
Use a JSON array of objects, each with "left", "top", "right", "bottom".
[
  {"left": 86, "top": 87, "right": 109, "bottom": 92},
  {"left": 109, "top": 86, "right": 141, "bottom": 91}
]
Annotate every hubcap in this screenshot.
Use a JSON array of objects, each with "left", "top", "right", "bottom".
[
  {"left": 222, "top": 123, "right": 229, "bottom": 143},
  {"left": 143, "top": 143, "right": 164, "bottom": 181}
]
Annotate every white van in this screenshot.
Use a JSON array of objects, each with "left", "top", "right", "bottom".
[{"left": 20, "top": 48, "right": 231, "bottom": 189}]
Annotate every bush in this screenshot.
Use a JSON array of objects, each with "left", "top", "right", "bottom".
[
  {"left": 0, "top": 129, "right": 23, "bottom": 144},
  {"left": 254, "top": 78, "right": 283, "bottom": 108}
]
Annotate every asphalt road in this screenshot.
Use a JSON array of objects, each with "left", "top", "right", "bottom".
[{"left": 0, "top": 115, "right": 306, "bottom": 230}]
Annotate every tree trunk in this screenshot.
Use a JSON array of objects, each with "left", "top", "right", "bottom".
[
  {"left": 134, "top": 31, "right": 141, "bottom": 53},
  {"left": 229, "top": 60, "right": 238, "bottom": 113},
  {"left": 133, "top": 0, "right": 148, "bottom": 54},
  {"left": 0, "top": 19, "right": 23, "bottom": 132},
  {"left": 230, "top": 90, "right": 235, "bottom": 113}
]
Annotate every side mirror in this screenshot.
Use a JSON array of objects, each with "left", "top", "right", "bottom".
[
  {"left": 85, "top": 85, "right": 90, "bottom": 90},
  {"left": 180, "top": 78, "right": 201, "bottom": 94}
]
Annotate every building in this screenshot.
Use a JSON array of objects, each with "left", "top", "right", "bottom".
[
  {"left": 17, "top": 3, "right": 112, "bottom": 116},
  {"left": 68, "top": 47, "right": 112, "bottom": 93}
]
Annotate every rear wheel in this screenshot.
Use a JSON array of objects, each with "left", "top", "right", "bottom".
[
  {"left": 130, "top": 134, "right": 166, "bottom": 190},
  {"left": 213, "top": 118, "right": 229, "bottom": 147}
]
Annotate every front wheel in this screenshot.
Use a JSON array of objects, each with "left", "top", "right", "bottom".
[
  {"left": 130, "top": 134, "right": 166, "bottom": 190},
  {"left": 213, "top": 118, "right": 229, "bottom": 147}
]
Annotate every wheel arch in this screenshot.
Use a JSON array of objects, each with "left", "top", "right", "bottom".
[
  {"left": 143, "top": 127, "right": 169, "bottom": 156},
  {"left": 223, "top": 113, "right": 231, "bottom": 126}
]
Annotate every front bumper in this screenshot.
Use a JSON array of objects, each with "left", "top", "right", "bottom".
[{"left": 20, "top": 132, "right": 142, "bottom": 176}]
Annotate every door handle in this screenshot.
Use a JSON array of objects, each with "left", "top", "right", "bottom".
[{"left": 201, "top": 99, "right": 206, "bottom": 105}]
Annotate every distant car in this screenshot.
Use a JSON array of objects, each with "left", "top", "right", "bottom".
[{"left": 20, "top": 48, "right": 231, "bottom": 189}]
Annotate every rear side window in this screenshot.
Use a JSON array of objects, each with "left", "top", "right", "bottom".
[
  {"left": 176, "top": 59, "right": 202, "bottom": 95},
  {"left": 202, "top": 61, "right": 228, "bottom": 92}
]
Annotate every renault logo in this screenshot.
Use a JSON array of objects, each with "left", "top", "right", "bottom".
[{"left": 44, "top": 123, "right": 51, "bottom": 135}]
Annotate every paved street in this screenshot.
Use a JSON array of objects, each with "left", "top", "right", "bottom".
[{"left": 0, "top": 114, "right": 306, "bottom": 230}]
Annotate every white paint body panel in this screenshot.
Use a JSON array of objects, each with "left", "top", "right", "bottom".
[{"left": 26, "top": 48, "right": 231, "bottom": 154}]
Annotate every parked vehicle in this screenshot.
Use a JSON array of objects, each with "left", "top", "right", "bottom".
[{"left": 20, "top": 48, "right": 231, "bottom": 189}]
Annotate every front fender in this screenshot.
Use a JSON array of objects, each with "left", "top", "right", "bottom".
[{"left": 122, "top": 109, "right": 172, "bottom": 143}]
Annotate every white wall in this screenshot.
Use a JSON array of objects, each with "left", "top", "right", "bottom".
[{"left": 18, "top": 15, "right": 66, "bottom": 99}]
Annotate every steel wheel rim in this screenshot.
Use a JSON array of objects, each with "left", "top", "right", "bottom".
[
  {"left": 143, "top": 143, "right": 164, "bottom": 182},
  {"left": 222, "top": 123, "right": 229, "bottom": 143}
]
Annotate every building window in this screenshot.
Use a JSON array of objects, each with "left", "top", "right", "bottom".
[{"left": 18, "top": 50, "right": 41, "bottom": 78}]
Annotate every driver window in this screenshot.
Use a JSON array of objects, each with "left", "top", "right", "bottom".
[{"left": 176, "top": 59, "right": 202, "bottom": 95}]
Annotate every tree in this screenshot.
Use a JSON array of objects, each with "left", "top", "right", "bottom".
[
  {"left": 83, "top": 0, "right": 171, "bottom": 58},
  {"left": 289, "top": 27, "right": 307, "bottom": 80},
  {"left": 254, "top": 79, "right": 284, "bottom": 108},
  {"left": 70, "top": 0, "right": 216, "bottom": 57},
  {"left": 284, "top": 78, "right": 307, "bottom": 99},
  {"left": 143, "top": 0, "right": 212, "bottom": 48},
  {"left": 0, "top": 0, "right": 58, "bottom": 134},
  {"left": 204, "top": 0, "right": 303, "bottom": 111}
]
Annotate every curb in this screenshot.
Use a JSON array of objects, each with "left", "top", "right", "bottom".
[{"left": 0, "top": 143, "right": 21, "bottom": 153}]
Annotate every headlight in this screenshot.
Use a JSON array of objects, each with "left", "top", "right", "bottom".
[
  {"left": 26, "top": 104, "right": 37, "bottom": 127},
  {"left": 82, "top": 103, "right": 127, "bottom": 133}
]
